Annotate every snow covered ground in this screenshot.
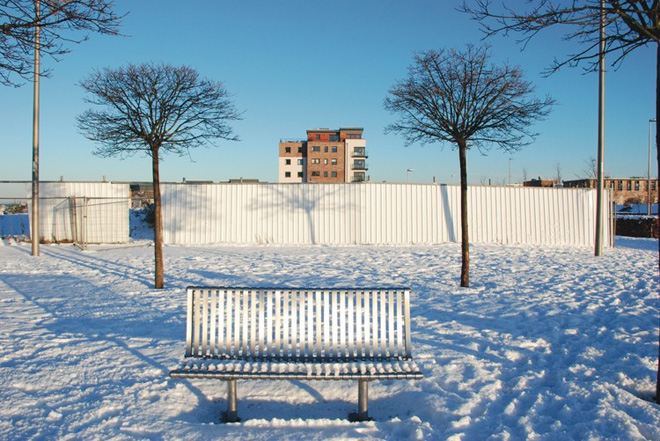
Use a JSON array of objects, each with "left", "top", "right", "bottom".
[{"left": 0, "top": 238, "right": 658, "bottom": 440}]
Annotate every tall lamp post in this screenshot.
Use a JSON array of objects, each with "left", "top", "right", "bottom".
[
  {"left": 649, "top": 118, "right": 657, "bottom": 216},
  {"left": 406, "top": 168, "right": 414, "bottom": 183},
  {"left": 594, "top": 0, "right": 606, "bottom": 257},
  {"left": 508, "top": 157, "right": 513, "bottom": 185},
  {"left": 31, "top": 0, "right": 41, "bottom": 257}
]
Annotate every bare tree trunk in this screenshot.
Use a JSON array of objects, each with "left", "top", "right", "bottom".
[
  {"left": 655, "top": 40, "right": 660, "bottom": 405},
  {"left": 458, "top": 141, "right": 470, "bottom": 287},
  {"left": 152, "top": 147, "right": 164, "bottom": 289}
]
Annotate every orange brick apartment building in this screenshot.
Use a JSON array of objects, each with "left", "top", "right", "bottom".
[{"left": 279, "top": 128, "right": 368, "bottom": 183}]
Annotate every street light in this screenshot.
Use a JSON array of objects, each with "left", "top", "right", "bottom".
[
  {"left": 508, "top": 157, "right": 513, "bottom": 185},
  {"left": 31, "top": 0, "right": 41, "bottom": 257},
  {"left": 649, "top": 118, "right": 657, "bottom": 215},
  {"left": 406, "top": 168, "right": 414, "bottom": 183}
]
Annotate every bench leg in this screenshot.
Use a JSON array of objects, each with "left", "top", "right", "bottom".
[
  {"left": 222, "top": 379, "right": 240, "bottom": 423},
  {"left": 349, "top": 379, "right": 372, "bottom": 421}
]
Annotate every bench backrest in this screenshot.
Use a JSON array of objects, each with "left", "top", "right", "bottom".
[{"left": 185, "top": 287, "right": 413, "bottom": 361}]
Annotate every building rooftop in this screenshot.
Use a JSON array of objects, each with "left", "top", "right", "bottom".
[{"left": 306, "top": 127, "right": 364, "bottom": 133}]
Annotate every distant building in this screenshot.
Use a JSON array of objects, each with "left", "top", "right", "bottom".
[
  {"left": 523, "top": 178, "right": 557, "bottom": 188},
  {"left": 279, "top": 127, "right": 368, "bottom": 183},
  {"left": 563, "top": 178, "right": 658, "bottom": 204}
]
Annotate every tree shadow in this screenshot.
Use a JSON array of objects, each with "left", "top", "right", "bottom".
[{"left": 0, "top": 273, "right": 209, "bottom": 406}]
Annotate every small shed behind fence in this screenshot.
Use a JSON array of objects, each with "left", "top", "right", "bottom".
[{"left": 26, "top": 182, "right": 129, "bottom": 245}]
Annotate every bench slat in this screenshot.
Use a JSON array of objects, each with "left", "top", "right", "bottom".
[
  {"left": 218, "top": 289, "right": 225, "bottom": 355},
  {"left": 202, "top": 289, "right": 209, "bottom": 355},
  {"left": 403, "top": 290, "right": 412, "bottom": 358},
  {"left": 185, "top": 288, "right": 194, "bottom": 356},
  {"left": 386, "top": 291, "right": 396, "bottom": 356},
  {"left": 315, "top": 290, "right": 322, "bottom": 357},
  {"left": 233, "top": 290, "right": 240, "bottom": 357},
  {"left": 380, "top": 290, "right": 387, "bottom": 357},
  {"left": 347, "top": 290, "right": 355, "bottom": 358},
  {"left": 356, "top": 290, "right": 363, "bottom": 357},
  {"left": 210, "top": 289, "right": 217, "bottom": 356},
  {"left": 193, "top": 289, "right": 201, "bottom": 355}
]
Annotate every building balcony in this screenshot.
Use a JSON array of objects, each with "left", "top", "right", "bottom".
[
  {"left": 352, "top": 149, "right": 368, "bottom": 158},
  {"left": 352, "top": 161, "right": 368, "bottom": 171},
  {"left": 352, "top": 174, "right": 367, "bottom": 183}
]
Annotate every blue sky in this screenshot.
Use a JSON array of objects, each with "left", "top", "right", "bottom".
[{"left": 0, "top": 0, "right": 655, "bottom": 188}]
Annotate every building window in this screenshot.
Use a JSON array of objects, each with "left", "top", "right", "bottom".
[
  {"left": 627, "top": 181, "right": 632, "bottom": 190},
  {"left": 312, "top": 158, "right": 321, "bottom": 164},
  {"left": 298, "top": 147, "right": 303, "bottom": 153},
  {"left": 312, "top": 146, "right": 320, "bottom": 152},
  {"left": 331, "top": 159, "right": 337, "bottom": 165},
  {"left": 311, "top": 171, "right": 320, "bottom": 177},
  {"left": 330, "top": 135, "right": 339, "bottom": 142},
  {"left": 635, "top": 181, "right": 640, "bottom": 191},
  {"left": 324, "top": 159, "right": 328, "bottom": 165},
  {"left": 324, "top": 146, "right": 329, "bottom": 153},
  {"left": 285, "top": 147, "right": 291, "bottom": 153},
  {"left": 285, "top": 172, "right": 291, "bottom": 178},
  {"left": 297, "top": 159, "right": 303, "bottom": 165},
  {"left": 324, "top": 171, "right": 328, "bottom": 177},
  {"left": 331, "top": 171, "right": 337, "bottom": 178},
  {"left": 315, "top": 134, "right": 320, "bottom": 140},
  {"left": 285, "top": 159, "right": 291, "bottom": 165},
  {"left": 332, "top": 146, "right": 338, "bottom": 153},
  {"left": 297, "top": 172, "right": 303, "bottom": 178},
  {"left": 653, "top": 182, "right": 657, "bottom": 190},
  {"left": 618, "top": 181, "right": 623, "bottom": 191}
]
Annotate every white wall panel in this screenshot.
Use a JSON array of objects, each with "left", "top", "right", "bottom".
[
  {"left": 161, "top": 183, "right": 611, "bottom": 247},
  {"left": 26, "top": 182, "right": 129, "bottom": 244}
]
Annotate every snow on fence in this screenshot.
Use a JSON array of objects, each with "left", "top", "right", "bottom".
[
  {"left": 162, "top": 183, "right": 612, "bottom": 247},
  {"left": 26, "top": 182, "right": 129, "bottom": 244}
]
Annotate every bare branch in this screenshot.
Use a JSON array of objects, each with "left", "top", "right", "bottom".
[
  {"left": 77, "top": 62, "right": 242, "bottom": 158},
  {"left": 460, "top": 0, "right": 659, "bottom": 72},
  {"left": 0, "top": 0, "right": 123, "bottom": 86},
  {"left": 384, "top": 44, "right": 554, "bottom": 153}
]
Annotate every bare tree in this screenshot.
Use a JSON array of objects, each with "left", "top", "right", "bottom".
[
  {"left": 555, "top": 162, "right": 563, "bottom": 184},
  {"left": 582, "top": 156, "right": 599, "bottom": 179},
  {"left": 78, "top": 62, "right": 241, "bottom": 289},
  {"left": 384, "top": 45, "right": 554, "bottom": 287},
  {"left": 462, "top": 0, "right": 660, "bottom": 404},
  {"left": 1, "top": 0, "right": 122, "bottom": 86}
]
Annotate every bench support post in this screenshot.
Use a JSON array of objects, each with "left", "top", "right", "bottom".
[
  {"left": 349, "top": 379, "right": 371, "bottom": 421},
  {"left": 223, "top": 379, "right": 240, "bottom": 423}
]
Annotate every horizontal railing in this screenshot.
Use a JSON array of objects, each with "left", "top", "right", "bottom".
[{"left": 280, "top": 139, "right": 306, "bottom": 143}]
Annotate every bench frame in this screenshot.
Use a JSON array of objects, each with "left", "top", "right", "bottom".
[{"left": 169, "top": 287, "right": 423, "bottom": 422}]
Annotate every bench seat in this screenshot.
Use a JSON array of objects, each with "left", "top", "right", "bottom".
[{"left": 170, "top": 358, "right": 423, "bottom": 379}]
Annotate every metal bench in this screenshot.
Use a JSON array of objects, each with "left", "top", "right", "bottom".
[{"left": 169, "top": 287, "right": 423, "bottom": 422}]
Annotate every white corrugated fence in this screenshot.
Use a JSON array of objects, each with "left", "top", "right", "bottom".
[
  {"left": 26, "top": 182, "right": 129, "bottom": 244},
  {"left": 161, "top": 183, "right": 611, "bottom": 247}
]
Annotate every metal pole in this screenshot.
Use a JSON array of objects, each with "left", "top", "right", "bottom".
[
  {"left": 224, "top": 379, "right": 239, "bottom": 423},
  {"left": 595, "top": 0, "right": 606, "bottom": 256},
  {"left": 31, "top": 0, "right": 41, "bottom": 257},
  {"left": 650, "top": 118, "right": 656, "bottom": 215},
  {"left": 508, "top": 157, "right": 513, "bottom": 185},
  {"left": 356, "top": 379, "right": 369, "bottom": 421}
]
